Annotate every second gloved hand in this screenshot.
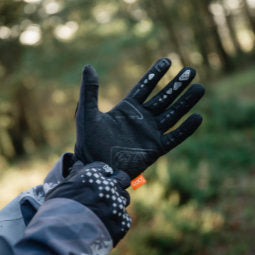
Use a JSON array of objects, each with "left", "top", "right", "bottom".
[{"left": 45, "top": 161, "right": 131, "bottom": 246}]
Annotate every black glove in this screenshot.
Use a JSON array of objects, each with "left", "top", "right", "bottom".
[
  {"left": 45, "top": 161, "right": 131, "bottom": 246},
  {"left": 74, "top": 58, "right": 205, "bottom": 179}
]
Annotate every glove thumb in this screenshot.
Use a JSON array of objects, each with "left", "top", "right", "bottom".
[
  {"left": 112, "top": 170, "right": 131, "bottom": 189},
  {"left": 77, "top": 64, "right": 99, "bottom": 115}
]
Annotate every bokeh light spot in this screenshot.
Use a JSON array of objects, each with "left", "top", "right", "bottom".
[
  {"left": 54, "top": 21, "right": 78, "bottom": 41},
  {"left": 19, "top": 25, "right": 41, "bottom": 45}
]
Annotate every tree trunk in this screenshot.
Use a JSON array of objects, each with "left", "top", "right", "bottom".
[
  {"left": 189, "top": 0, "right": 211, "bottom": 68},
  {"left": 200, "top": 0, "right": 233, "bottom": 72},
  {"left": 144, "top": 0, "right": 190, "bottom": 66},
  {"left": 243, "top": 0, "right": 255, "bottom": 35},
  {"left": 7, "top": 83, "right": 47, "bottom": 157},
  {"left": 222, "top": 2, "right": 243, "bottom": 55},
  {"left": 165, "top": 20, "right": 190, "bottom": 66}
]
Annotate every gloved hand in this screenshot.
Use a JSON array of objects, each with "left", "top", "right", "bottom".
[
  {"left": 74, "top": 58, "right": 205, "bottom": 179},
  {"left": 45, "top": 161, "right": 131, "bottom": 246}
]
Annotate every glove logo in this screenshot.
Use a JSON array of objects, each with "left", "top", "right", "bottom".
[
  {"left": 111, "top": 147, "right": 156, "bottom": 170},
  {"left": 131, "top": 174, "right": 147, "bottom": 190}
]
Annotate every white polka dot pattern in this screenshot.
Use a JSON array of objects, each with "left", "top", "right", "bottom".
[
  {"left": 46, "top": 161, "right": 131, "bottom": 245},
  {"left": 79, "top": 164, "right": 131, "bottom": 234}
]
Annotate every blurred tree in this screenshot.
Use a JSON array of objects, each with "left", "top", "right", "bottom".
[
  {"left": 242, "top": 0, "right": 255, "bottom": 35},
  {"left": 0, "top": 1, "right": 47, "bottom": 157},
  {"left": 188, "top": 0, "right": 212, "bottom": 69},
  {"left": 221, "top": 0, "right": 243, "bottom": 55},
  {"left": 198, "top": 0, "right": 233, "bottom": 71},
  {"left": 141, "top": 0, "right": 191, "bottom": 66}
]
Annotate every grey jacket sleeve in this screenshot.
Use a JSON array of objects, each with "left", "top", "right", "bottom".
[
  {"left": 0, "top": 153, "right": 72, "bottom": 246},
  {"left": 13, "top": 198, "right": 113, "bottom": 255},
  {"left": 0, "top": 153, "right": 113, "bottom": 254}
]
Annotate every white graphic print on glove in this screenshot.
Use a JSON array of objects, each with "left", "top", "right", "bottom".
[
  {"left": 45, "top": 161, "right": 131, "bottom": 246},
  {"left": 80, "top": 166, "right": 131, "bottom": 232}
]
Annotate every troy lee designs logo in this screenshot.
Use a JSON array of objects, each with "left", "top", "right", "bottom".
[{"left": 111, "top": 147, "right": 156, "bottom": 170}]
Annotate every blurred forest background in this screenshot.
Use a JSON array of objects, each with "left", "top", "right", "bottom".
[{"left": 0, "top": 0, "right": 255, "bottom": 254}]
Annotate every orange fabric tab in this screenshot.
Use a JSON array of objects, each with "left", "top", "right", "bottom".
[{"left": 131, "top": 174, "right": 147, "bottom": 190}]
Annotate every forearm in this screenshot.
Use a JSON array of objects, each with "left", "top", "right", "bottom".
[{"left": 13, "top": 198, "right": 113, "bottom": 255}]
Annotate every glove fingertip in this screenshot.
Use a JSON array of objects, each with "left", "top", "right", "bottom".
[
  {"left": 82, "top": 64, "right": 99, "bottom": 86},
  {"left": 159, "top": 57, "right": 172, "bottom": 66},
  {"left": 190, "top": 112, "right": 203, "bottom": 124},
  {"left": 112, "top": 170, "right": 131, "bottom": 189},
  {"left": 184, "top": 66, "right": 196, "bottom": 77},
  {"left": 184, "top": 113, "right": 203, "bottom": 134}
]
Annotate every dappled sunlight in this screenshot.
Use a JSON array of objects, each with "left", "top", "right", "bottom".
[
  {"left": 0, "top": 26, "right": 11, "bottom": 40},
  {"left": 95, "top": 19, "right": 128, "bottom": 36},
  {"left": 93, "top": 3, "right": 117, "bottom": 24},
  {"left": 238, "top": 29, "right": 254, "bottom": 51},
  {"left": 51, "top": 89, "right": 68, "bottom": 104},
  {"left": 43, "top": 0, "right": 62, "bottom": 15},
  {"left": 0, "top": 156, "right": 59, "bottom": 208},
  {"left": 19, "top": 25, "right": 41, "bottom": 45},
  {"left": 123, "top": 0, "right": 137, "bottom": 4},
  {"left": 156, "top": 157, "right": 169, "bottom": 185},
  {"left": 175, "top": 202, "right": 224, "bottom": 233},
  {"left": 247, "top": 0, "right": 255, "bottom": 8},
  {"left": 133, "top": 19, "right": 153, "bottom": 37},
  {"left": 54, "top": 21, "right": 78, "bottom": 41},
  {"left": 24, "top": 0, "right": 41, "bottom": 3},
  {"left": 131, "top": 181, "right": 164, "bottom": 207},
  {"left": 200, "top": 209, "right": 224, "bottom": 233},
  {"left": 224, "top": 0, "right": 240, "bottom": 10}
]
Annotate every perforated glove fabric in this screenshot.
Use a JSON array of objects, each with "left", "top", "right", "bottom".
[
  {"left": 45, "top": 161, "right": 131, "bottom": 246},
  {"left": 74, "top": 58, "right": 205, "bottom": 179}
]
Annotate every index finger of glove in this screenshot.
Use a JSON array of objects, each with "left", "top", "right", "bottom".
[
  {"left": 127, "top": 58, "right": 171, "bottom": 103},
  {"left": 111, "top": 170, "right": 131, "bottom": 189}
]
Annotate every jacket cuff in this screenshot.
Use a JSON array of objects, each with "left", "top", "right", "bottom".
[
  {"left": 15, "top": 198, "right": 113, "bottom": 255},
  {"left": 43, "top": 153, "right": 74, "bottom": 194}
]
